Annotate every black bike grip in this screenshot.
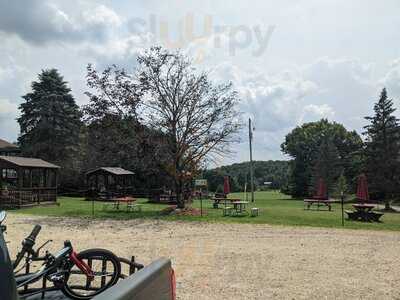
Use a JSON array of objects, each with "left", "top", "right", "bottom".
[{"left": 27, "top": 225, "right": 41, "bottom": 241}]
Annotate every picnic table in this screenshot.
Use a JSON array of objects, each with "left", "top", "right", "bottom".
[
  {"left": 231, "top": 201, "right": 249, "bottom": 215},
  {"left": 103, "top": 196, "right": 136, "bottom": 211},
  {"left": 353, "top": 203, "right": 375, "bottom": 211},
  {"left": 212, "top": 197, "right": 241, "bottom": 208},
  {"left": 345, "top": 203, "right": 383, "bottom": 222},
  {"left": 304, "top": 199, "right": 335, "bottom": 211},
  {"left": 345, "top": 203, "right": 384, "bottom": 222}
]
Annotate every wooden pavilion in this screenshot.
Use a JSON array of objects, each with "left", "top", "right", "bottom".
[
  {"left": 86, "top": 167, "right": 135, "bottom": 199},
  {"left": 0, "top": 156, "right": 60, "bottom": 209},
  {"left": 0, "top": 139, "right": 20, "bottom": 156}
]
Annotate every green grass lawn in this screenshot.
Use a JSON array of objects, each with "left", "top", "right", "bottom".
[{"left": 12, "top": 191, "right": 400, "bottom": 231}]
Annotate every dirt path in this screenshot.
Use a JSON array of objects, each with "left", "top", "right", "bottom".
[{"left": 5, "top": 213, "right": 400, "bottom": 299}]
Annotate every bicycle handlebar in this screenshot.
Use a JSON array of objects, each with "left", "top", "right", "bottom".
[
  {"left": 13, "top": 225, "right": 41, "bottom": 269},
  {"left": 27, "top": 225, "right": 41, "bottom": 242}
]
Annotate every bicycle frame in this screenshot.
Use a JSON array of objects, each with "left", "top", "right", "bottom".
[
  {"left": 15, "top": 242, "right": 94, "bottom": 298},
  {"left": 15, "top": 245, "right": 71, "bottom": 288}
]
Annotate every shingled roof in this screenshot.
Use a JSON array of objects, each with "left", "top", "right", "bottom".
[
  {"left": 86, "top": 167, "right": 134, "bottom": 176},
  {"left": 0, "top": 138, "right": 18, "bottom": 149},
  {"left": 0, "top": 156, "right": 60, "bottom": 169}
]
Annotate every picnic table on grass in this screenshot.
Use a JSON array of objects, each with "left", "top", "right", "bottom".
[
  {"left": 345, "top": 203, "right": 384, "bottom": 222},
  {"left": 221, "top": 200, "right": 250, "bottom": 216},
  {"left": 231, "top": 201, "right": 249, "bottom": 215},
  {"left": 212, "top": 197, "right": 241, "bottom": 209},
  {"left": 303, "top": 199, "right": 337, "bottom": 211},
  {"left": 103, "top": 196, "right": 141, "bottom": 212}
]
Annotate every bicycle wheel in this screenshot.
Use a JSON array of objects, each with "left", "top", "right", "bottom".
[{"left": 61, "top": 248, "right": 121, "bottom": 300}]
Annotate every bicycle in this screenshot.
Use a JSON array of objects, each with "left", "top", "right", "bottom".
[{"left": 0, "top": 211, "right": 122, "bottom": 299}]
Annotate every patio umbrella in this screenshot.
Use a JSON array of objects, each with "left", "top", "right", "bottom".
[
  {"left": 315, "top": 178, "right": 327, "bottom": 199},
  {"left": 223, "top": 176, "right": 230, "bottom": 196},
  {"left": 356, "top": 174, "right": 369, "bottom": 203}
]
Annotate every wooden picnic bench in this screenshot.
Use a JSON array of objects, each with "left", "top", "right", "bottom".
[
  {"left": 304, "top": 199, "right": 335, "bottom": 211},
  {"left": 345, "top": 204, "right": 384, "bottom": 222},
  {"left": 212, "top": 198, "right": 241, "bottom": 209},
  {"left": 103, "top": 196, "right": 136, "bottom": 211}
]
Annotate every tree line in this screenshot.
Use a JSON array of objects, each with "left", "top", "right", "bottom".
[
  {"left": 16, "top": 47, "right": 242, "bottom": 208},
  {"left": 281, "top": 88, "right": 400, "bottom": 210},
  {"left": 203, "top": 160, "right": 289, "bottom": 193}
]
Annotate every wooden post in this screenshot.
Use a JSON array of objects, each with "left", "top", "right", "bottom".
[
  {"left": 29, "top": 169, "right": 32, "bottom": 188},
  {"left": 249, "top": 118, "right": 255, "bottom": 203},
  {"left": 200, "top": 187, "right": 203, "bottom": 217},
  {"left": 341, "top": 192, "right": 344, "bottom": 227},
  {"left": 105, "top": 173, "right": 109, "bottom": 191},
  {"left": 92, "top": 197, "right": 95, "bottom": 218},
  {"left": 17, "top": 168, "right": 23, "bottom": 208},
  {"left": 55, "top": 169, "right": 58, "bottom": 202},
  {"left": 17, "top": 168, "right": 23, "bottom": 189}
]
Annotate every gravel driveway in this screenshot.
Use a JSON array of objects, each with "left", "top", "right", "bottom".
[{"left": 5, "top": 213, "right": 400, "bottom": 300}]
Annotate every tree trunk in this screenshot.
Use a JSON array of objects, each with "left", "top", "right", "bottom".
[{"left": 175, "top": 179, "right": 185, "bottom": 209}]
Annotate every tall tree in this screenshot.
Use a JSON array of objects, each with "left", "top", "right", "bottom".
[
  {"left": 281, "top": 119, "right": 362, "bottom": 197},
  {"left": 18, "top": 69, "right": 82, "bottom": 188},
  {"left": 136, "top": 47, "right": 241, "bottom": 208},
  {"left": 363, "top": 88, "right": 400, "bottom": 209},
  {"left": 83, "top": 64, "right": 170, "bottom": 189}
]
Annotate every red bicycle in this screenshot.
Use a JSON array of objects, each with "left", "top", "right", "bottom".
[{"left": 1, "top": 212, "right": 121, "bottom": 299}]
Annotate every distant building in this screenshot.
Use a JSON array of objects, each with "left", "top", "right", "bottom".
[
  {"left": 0, "top": 139, "right": 20, "bottom": 156},
  {"left": 0, "top": 155, "right": 60, "bottom": 209},
  {"left": 86, "top": 167, "right": 135, "bottom": 198}
]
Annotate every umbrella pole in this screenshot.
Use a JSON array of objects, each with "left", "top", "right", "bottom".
[
  {"left": 200, "top": 187, "right": 203, "bottom": 217},
  {"left": 341, "top": 192, "right": 344, "bottom": 227},
  {"left": 92, "top": 198, "right": 95, "bottom": 218}
]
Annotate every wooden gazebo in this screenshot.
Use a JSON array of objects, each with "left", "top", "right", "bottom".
[
  {"left": 0, "top": 156, "right": 60, "bottom": 209},
  {"left": 86, "top": 167, "right": 134, "bottom": 198},
  {"left": 0, "top": 139, "right": 20, "bottom": 156}
]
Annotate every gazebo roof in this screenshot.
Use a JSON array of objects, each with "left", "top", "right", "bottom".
[
  {"left": 0, "top": 156, "right": 60, "bottom": 169},
  {"left": 0, "top": 139, "right": 18, "bottom": 150},
  {"left": 86, "top": 167, "right": 134, "bottom": 176}
]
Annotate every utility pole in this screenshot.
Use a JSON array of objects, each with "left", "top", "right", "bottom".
[{"left": 249, "top": 118, "right": 255, "bottom": 202}]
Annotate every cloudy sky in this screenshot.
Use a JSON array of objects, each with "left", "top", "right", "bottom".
[{"left": 1, "top": 0, "right": 400, "bottom": 165}]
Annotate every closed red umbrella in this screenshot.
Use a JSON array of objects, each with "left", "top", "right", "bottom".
[
  {"left": 356, "top": 174, "right": 369, "bottom": 203},
  {"left": 314, "top": 178, "right": 327, "bottom": 200},
  {"left": 223, "top": 176, "right": 230, "bottom": 195}
]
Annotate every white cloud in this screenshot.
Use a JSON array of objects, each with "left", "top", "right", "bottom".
[
  {"left": 0, "top": 98, "right": 17, "bottom": 115},
  {"left": 0, "top": 98, "right": 19, "bottom": 142},
  {"left": 0, "top": 1, "right": 121, "bottom": 45},
  {"left": 211, "top": 56, "right": 383, "bottom": 164},
  {"left": 380, "top": 58, "right": 400, "bottom": 98},
  {"left": 212, "top": 62, "right": 319, "bottom": 133},
  {"left": 299, "top": 104, "right": 335, "bottom": 124},
  {"left": 82, "top": 5, "right": 122, "bottom": 28}
]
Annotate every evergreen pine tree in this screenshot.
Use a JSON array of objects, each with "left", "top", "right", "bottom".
[
  {"left": 18, "top": 69, "right": 82, "bottom": 188},
  {"left": 364, "top": 88, "right": 400, "bottom": 209}
]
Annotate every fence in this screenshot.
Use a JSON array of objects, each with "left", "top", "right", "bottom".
[{"left": 0, "top": 188, "right": 57, "bottom": 209}]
